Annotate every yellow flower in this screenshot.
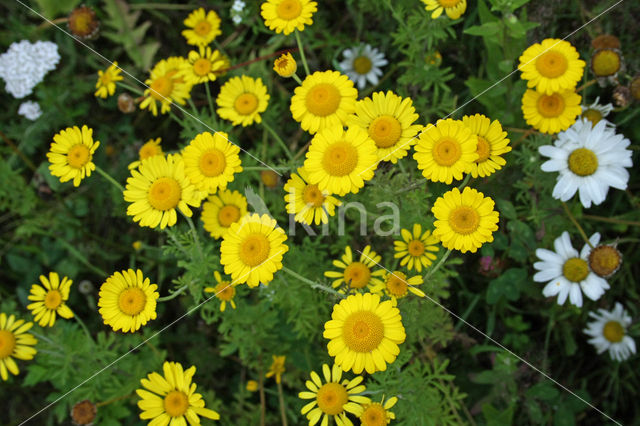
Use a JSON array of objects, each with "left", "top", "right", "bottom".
[
  {"left": 181, "top": 46, "right": 226, "bottom": 86},
  {"left": 132, "top": 241, "right": 143, "bottom": 251},
  {"left": 360, "top": 396, "right": 398, "bottom": 426},
  {"left": 216, "top": 75, "right": 270, "bottom": 127},
  {"left": 47, "top": 125, "right": 100, "bottom": 187},
  {"left": 261, "top": 0, "right": 318, "bottom": 35},
  {"left": 95, "top": 61, "right": 122, "bottom": 99},
  {"left": 518, "top": 38, "right": 585, "bottom": 95},
  {"left": 265, "top": 355, "right": 286, "bottom": 383},
  {"left": 0, "top": 313, "right": 37, "bottom": 381},
  {"left": 461, "top": 114, "right": 512, "bottom": 178},
  {"left": 274, "top": 52, "right": 297, "bottom": 77},
  {"left": 521, "top": 89, "right": 582, "bottom": 134},
  {"left": 98, "top": 269, "right": 159, "bottom": 333},
  {"left": 324, "top": 293, "right": 406, "bottom": 374},
  {"left": 182, "top": 131, "right": 243, "bottom": 194},
  {"left": 182, "top": 8, "right": 222, "bottom": 46},
  {"left": 137, "top": 361, "right": 220, "bottom": 424},
  {"left": 291, "top": 70, "right": 358, "bottom": 134},
  {"left": 140, "top": 58, "right": 192, "bottom": 116},
  {"left": 128, "top": 138, "right": 164, "bottom": 170},
  {"left": 347, "top": 90, "right": 422, "bottom": 164},
  {"left": 413, "top": 118, "right": 478, "bottom": 184},
  {"left": 204, "top": 271, "right": 237, "bottom": 312},
  {"left": 298, "top": 363, "right": 369, "bottom": 426},
  {"left": 246, "top": 380, "right": 259, "bottom": 392},
  {"left": 394, "top": 224, "right": 439, "bottom": 273},
  {"left": 591, "top": 48, "right": 622, "bottom": 78},
  {"left": 432, "top": 187, "right": 499, "bottom": 253},
  {"left": 376, "top": 271, "right": 425, "bottom": 305},
  {"left": 284, "top": 167, "right": 341, "bottom": 225},
  {"left": 261, "top": 170, "right": 280, "bottom": 188},
  {"left": 201, "top": 189, "right": 248, "bottom": 239},
  {"left": 324, "top": 246, "right": 385, "bottom": 292},
  {"left": 26, "top": 272, "right": 74, "bottom": 328},
  {"left": 422, "top": 0, "right": 467, "bottom": 19},
  {"left": 220, "top": 213, "right": 289, "bottom": 288}
]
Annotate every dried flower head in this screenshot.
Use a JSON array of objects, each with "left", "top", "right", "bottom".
[
  {"left": 71, "top": 400, "right": 97, "bottom": 425},
  {"left": 67, "top": 6, "right": 100, "bottom": 40}
]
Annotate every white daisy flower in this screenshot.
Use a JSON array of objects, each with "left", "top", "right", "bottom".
[
  {"left": 0, "top": 40, "right": 60, "bottom": 99},
  {"left": 539, "top": 118, "right": 632, "bottom": 208},
  {"left": 338, "top": 44, "right": 388, "bottom": 90},
  {"left": 230, "top": 0, "right": 246, "bottom": 25},
  {"left": 581, "top": 96, "right": 614, "bottom": 128},
  {"left": 584, "top": 302, "right": 636, "bottom": 362},
  {"left": 533, "top": 231, "right": 609, "bottom": 307},
  {"left": 18, "top": 101, "right": 42, "bottom": 121}
]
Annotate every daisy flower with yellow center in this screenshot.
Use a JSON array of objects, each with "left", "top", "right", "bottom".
[
  {"left": 432, "top": 187, "right": 499, "bottom": 253},
  {"left": 324, "top": 292, "right": 406, "bottom": 374},
  {"left": 521, "top": 89, "right": 582, "bottom": 134},
  {"left": 137, "top": 361, "right": 220, "bottom": 424},
  {"left": 394, "top": 224, "right": 440, "bottom": 273},
  {"left": 284, "top": 167, "right": 342, "bottom": 225},
  {"left": 182, "top": 131, "right": 243, "bottom": 194},
  {"left": 220, "top": 213, "right": 289, "bottom": 288},
  {"left": 216, "top": 75, "right": 270, "bottom": 127},
  {"left": 94, "top": 61, "right": 122, "bottom": 99},
  {"left": 422, "top": 0, "right": 467, "bottom": 19},
  {"left": 204, "top": 271, "right": 237, "bottom": 312},
  {"left": 360, "top": 396, "right": 398, "bottom": 426},
  {"left": 140, "top": 58, "right": 192, "bottom": 116},
  {"left": 182, "top": 8, "right": 222, "bottom": 46},
  {"left": 348, "top": 91, "right": 422, "bottom": 164},
  {"left": 584, "top": 303, "right": 636, "bottom": 362},
  {"left": 128, "top": 138, "right": 164, "bottom": 170},
  {"left": 274, "top": 52, "right": 297, "bottom": 78},
  {"left": 201, "top": 189, "right": 248, "bottom": 239},
  {"left": 261, "top": 0, "right": 318, "bottom": 35},
  {"left": 303, "top": 125, "right": 378, "bottom": 196},
  {"left": 26, "top": 272, "right": 74, "bottom": 328},
  {"left": 413, "top": 118, "right": 478, "bottom": 184},
  {"left": 181, "top": 46, "right": 226, "bottom": 86},
  {"left": 324, "top": 246, "right": 386, "bottom": 292},
  {"left": 587, "top": 241, "right": 622, "bottom": 279},
  {"left": 124, "top": 154, "right": 202, "bottom": 229},
  {"left": 265, "top": 355, "right": 286, "bottom": 383},
  {"left": 339, "top": 44, "right": 388, "bottom": 90},
  {"left": 581, "top": 96, "right": 614, "bottom": 128},
  {"left": 518, "top": 39, "right": 586, "bottom": 94},
  {"left": 47, "top": 125, "right": 100, "bottom": 187},
  {"left": 98, "top": 269, "right": 159, "bottom": 333},
  {"left": 291, "top": 70, "right": 358, "bottom": 134},
  {"left": 0, "top": 313, "right": 37, "bottom": 381},
  {"left": 299, "top": 363, "right": 369, "bottom": 426},
  {"left": 461, "top": 114, "right": 512, "bottom": 178},
  {"left": 376, "top": 271, "right": 425, "bottom": 305}
]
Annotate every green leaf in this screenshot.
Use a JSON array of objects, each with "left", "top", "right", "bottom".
[
  {"left": 33, "top": 0, "right": 81, "bottom": 19},
  {"left": 554, "top": 403, "right": 575, "bottom": 426},
  {"left": 486, "top": 268, "right": 526, "bottom": 304},
  {"left": 464, "top": 22, "right": 502, "bottom": 37},
  {"left": 482, "top": 403, "right": 515, "bottom": 426},
  {"left": 496, "top": 199, "right": 517, "bottom": 220},
  {"left": 526, "top": 382, "right": 560, "bottom": 401}
]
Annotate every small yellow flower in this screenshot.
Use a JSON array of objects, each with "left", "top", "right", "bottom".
[
  {"left": 26, "top": 272, "right": 74, "bottom": 327},
  {"left": 95, "top": 62, "right": 123, "bottom": 99},
  {"left": 274, "top": 52, "right": 297, "bottom": 77},
  {"left": 376, "top": 271, "right": 425, "bottom": 305},
  {"left": 360, "top": 396, "right": 398, "bottom": 426},
  {"left": 422, "top": 0, "right": 467, "bottom": 20},
  {"left": 324, "top": 246, "right": 385, "bottom": 292},
  {"left": 246, "top": 380, "right": 259, "bottom": 392},
  {"left": 132, "top": 241, "right": 142, "bottom": 251},
  {"left": 182, "top": 8, "right": 222, "bottom": 46},
  {"left": 204, "top": 271, "right": 237, "bottom": 312},
  {"left": 261, "top": 0, "right": 318, "bottom": 35},
  {"left": 47, "top": 125, "right": 100, "bottom": 187},
  {"left": 216, "top": 76, "right": 270, "bottom": 127},
  {"left": 181, "top": 46, "right": 226, "bottom": 86},
  {"left": 128, "top": 138, "right": 164, "bottom": 170},
  {"left": 0, "top": 313, "right": 38, "bottom": 381},
  {"left": 394, "top": 224, "right": 439, "bottom": 272},
  {"left": 265, "top": 355, "right": 286, "bottom": 383}
]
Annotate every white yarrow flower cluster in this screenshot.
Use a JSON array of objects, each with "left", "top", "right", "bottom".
[
  {"left": 339, "top": 44, "right": 388, "bottom": 89},
  {"left": 230, "top": 0, "right": 246, "bottom": 25},
  {"left": 0, "top": 40, "right": 60, "bottom": 99},
  {"left": 584, "top": 302, "right": 636, "bottom": 362},
  {"left": 18, "top": 101, "right": 42, "bottom": 121}
]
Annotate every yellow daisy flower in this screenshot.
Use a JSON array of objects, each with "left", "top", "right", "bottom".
[
  {"left": 216, "top": 75, "right": 270, "bottom": 127},
  {"left": 274, "top": 52, "right": 297, "bottom": 78},
  {"left": 521, "top": 89, "right": 582, "bottom": 134},
  {"left": 47, "top": 125, "right": 100, "bottom": 187},
  {"left": 394, "top": 224, "right": 439, "bottom": 273},
  {"left": 291, "top": 70, "right": 358, "bottom": 134},
  {"left": 261, "top": 170, "right": 280, "bottom": 188},
  {"left": 324, "top": 292, "right": 406, "bottom": 374},
  {"left": 348, "top": 91, "right": 422, "bottom": 164},
  {"left": 128, "top": 138, "right": 164, "bottom": 170},
  {"left": 182, "top": 8, "right": 222, "bottom": 46},
  {"left": 182, "top": 131, "right": 243, "bottom": 194},
  {"left": 303, "top": 125, "right": 378, "bottom": 196},
  {"left": 518, "top": 38, "right": 586, "bottom": 95},
  {"left": 324, "top": 246, "right": 385, "bottom": 292},
  {"left": 260, "top": 0, "right": 318, "bottom": 35},
  {"left": 432, "top": 187, "right": 499, "bottom": 253},
  {"left": 95, "top": 61, "right": 123, "bottom": 99},
  {"left": 246, "top": 380, "right": 259, "bottom": 392},
  {"left": 265, "top": 355, "right": 286, "bottom": 383},
  {"left": 461, "top": 114, "right": 512, "bottom": 178},
  {"left": 298, "top": 363, "right": 369, "bottom": 426},
  {"left": 140, "top": 58, "right": 192, "bottom": 116},
  {"left": 204, "top": 271, "right": 237, "bottom": 312},
  {"left": 422, "top": 0, "right": 467, "bottom": 19},
  {"left": 360, "top": 396, "right": 398, "bottom": 426},
  {"left": 181, "top": 46, "right": 226, "bottom": 86},
  {"left": 284, "top": 167, "right": 342, "bottom": 225},
  {"left": 377, "top": 271, "right": 425, "bottom": 305},
  {"left": 201, "top": 189, "right": 248, "bottom": 239},
  {"left": 413, "top": 118, "right": 478, "bottom": 184},
  {"left": 26, "top": 272, "right": 74, "bottom": 328},
  {"left": 137, "top": 361, "right": 220, "bottom": 424},
  {"left": 124, "top": 154, "right": 202, "bottom": 229},
  {"left": 98, "top": 269, "right": 159, "bottom": 333},
  {"left": 220, "top": 213, "right": 289, "bottom": 288},
  {"left": 0, "top": 313, "right": 37, "bottom": 381}
]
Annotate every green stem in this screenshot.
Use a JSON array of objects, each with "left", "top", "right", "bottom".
[
  {"left": 205, "top": 81, "right": 216, "bottom": 119},
  {"left": 95, "top": 165, "right": 124, "bottom": 192},
  {"left": 169, "top": 110, "right": 186, "bottom": 127},
  {"left": 453, "top": 294, "right": 480, "bottom": 332},
  {"left": 183, "top": 214, "right": 204, "bottom": 261},
  {"left": 262, "top": 121, "right": 294, "bottom": 160},
  {"left": 32, "top": 230, "right": 107, "bottom": 277},
  {"left": 292, "top": 73, "right": 303, "bottom": 85},
  {"left": 457, "top": 174, "right": 471, "bottom": 191},
  {"left": 276, "top": 381, "right": 289, "bottom": 426},
  {"left": 116, "top": 81, "right": 144, "bottom": 96},
  {"left": 424, "top": 249, "right": 452, "bottom": 281},
  {"left": 96, "top": 393, "right": 134, "bottom": 407},
  {"left": 282, "top": 266, "right": 345, "bottom": 298},
  {"left": 188, "top": 98, "right": 200, "bottom": 117},
  {"left": 561, "top": 202, "right": 593, "bottom": 249},
  {"left": 294, "top": 30, "right": 311, "bottom": 76},
  {"left": 72, "top": 310, "right": 94, "bottom": 343},
  {"left": 157, "top": 284, "right": 189, "bottom": 302}
]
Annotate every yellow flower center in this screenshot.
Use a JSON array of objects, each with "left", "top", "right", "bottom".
[
  {"left": 316, "top": 382, "right": 348, "bottom": 415},
  {"left": 588, "top": 245, "right": 621, "bottom": 277},
  {"left": 343, "top": 262, "right": 371, "bottom": 289},
  {"left": 99, "top": 72, "right": 113, "bottom": 86},
  {"left": 591, "top": 49, "right": 621, "bottom": 77},
  {"left": 139, "top": 142, "right": 161, "bottom": 160},
  {"left": 369, "top": 115, "right": 402, "bottom": 148},
  {"left": 476, "top": 136, "right": 491, "bottom": 163},
  {"left": 343, "top": 310, "right": 385, "bottom": 352},
  {"left": 214, "top": 281, "right": 235, "bottom": 301},
  {"left": 536, "top": 93, "right": 565, "bottom": 118},
  {"left": 386, "top": 272, "right": 408, "bottom": 298},
  {"left": 361, "top": 403, "right": 387, "bottom": 426},
  {"left": 276, "top": 0, "right": 302, "bottom": 20},
  {"left": 199, "top": 149, "right": 227, "bottom": 177},
  {"left": 261, "top": 170, "right": 279, "bottom": 188},
  {"left": 568, "top": 148, "right": 598, "bottom": 177},
  {"left": 562, "top": 257, "right": 589, "bottom": 283},
  {"left": 302, "top": 184, "right": 325, "bottom": 207},
  {"left": 535, "top": 50, "right": 569, "bottom": 78},
  {"left": 234, "top": 92, "right": 259, "bottom": 115},
  {"left": 150, "top": 76, "right": 174, "bottom": 101},
  {"left": 306, "top": 83, "right": 341, "bottom": 117},
  {"left": 193, "top": 58, "right": 212, "bottom": 76},
  {"left": 148, "top": 177, "right": 182, "bottom": 211},
  {"left": 408, "top": 240, "right": 425, "bottom": 257},
  {"left": 44, "top": 290, "right": 63, "bottom": 310},
  {"left": 0, "top": 330, "right": 16, "bottom": 359},
  {"left": 239, "top": 233, "right": 271, "bottom": 267},
  {"left": 448, "top": 206, "right": 480, "bottom": 235},
  {"left": 194, "top": 20, "right": 212, "bottom": 37},
  {"left": 118, "top": 287, "right": 147, "bottom": 316},
  {"left": 353, "top": 56, "right": 373, "bottom": 75},
  {"left": 67, "top": 144, "right": 91, "bottom": 169},
  {"left": 432, "top": 137, "right": 462, "bottom": 166},
  {"left": 582, "top": 108, "right": 603, "bottom": 126},
  {"left": 163, "top": 390, "right": 189, "bottom": 417},
  {"left": 322, "top": 142, "right": 359, "bottom": 177},
  {"left": 603, "top": 321, "right": 624, "bottom": 343},
  {"left": 439, "top": 0, "right": 462, "bottom": 7},
  {"left": 218, "top": 205, "right": 241, "bottom": 227}
]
